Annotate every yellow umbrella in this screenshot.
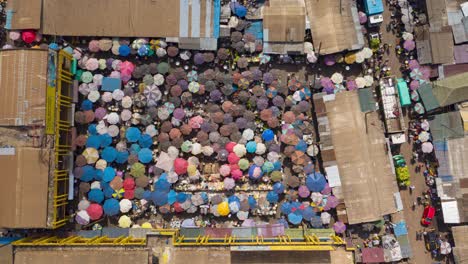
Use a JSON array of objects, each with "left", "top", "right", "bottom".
[
  {"left": 187, "top": 164, "right": 198, "bottom": 176},
  {"left": 217, "top": 201, "right": 230, "bottom": 216},
  {"left": 118, "top": 215, "right": 132, "bottom": 228},
  {"left": 344, "top": 53, "right": 356, "bottom": 64},
  {"left": 141, "top": 222, "right": 153, "bottom": 229},
  {"left": 82, "top": 147, "right": 99, "bottom": 164},
  {"left": 335, "top": 54, "right": 344, "bottom": 63},
  {"left": 112, "top": 188, "right": 125, "bottom": 199}
]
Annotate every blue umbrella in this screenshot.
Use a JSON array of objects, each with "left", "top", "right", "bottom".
[
  {"left": 143, "top": 190, "right": 152, "bottom": 201},
  {"left": 273, "top": 182, "right": 285, "bottom": 194},
  {"left": 248, "top": 165, "right": 263, "bottom": 180},
  {"left": 262, "top": 161, "right": 274, "bottom": 173},
  {"left": 200, "top": 192, "right": 208, "bottom": 203},
  {"left": 88, "top": 124, "right": 98, "bottom": 135},
  {"left": 103, "top": 186, "right": 114, "bottom": 198},
  {"left": 302, "top": 206, "right": 316, "bottom": 221},
  {"left": 281, "top": 202, "right": 292, "bottom": 214},
  {"left": 231, "top": 2, "right": 247, "bottom": 17},
  {"left": 168, "top": 190, "right": 177, "bottom": 205},
  {"left": 306, "top": 172, "right": 327, "bottom": 192},
  {"left": 101, "top": 146, "right": 117, "bottom": 162},
  {"left": 138, "top": 45, "right": 149, "bottom": 56},
  {"left": 228, "top": 195, "right": 241, "bottom": 204},
  {"left": 155, "top": 178, "right": 171, "bottom": 192},
  {"left": 176, "top": 192, "right": 188, "bottom": 203},
  {"left": 151, "top": 191, "right": 168, "bottom": 206},
  {"left": 266, "top": 88, "right": 278, "bottom": 98},
  {"left": 81, "top": 165, "right": 96, "bottom": 182},
  {"left": 118, "top": 45, "right": 131, "bottom": 56},
  {"left": 310, "top": 216, "right": 323, "bottom": 228},
  {"left": 246, "top": 141, "right": 257, "bottom": 153},
  {"left": 139, "top": 134, "right": 153, "bottom": 148},
  {"left": 295, "top": 140, "right": 308, "bottom": 152},
  {"left": 262, "top": 129, "right": 274, "bottom": 141},
  {"left": 277, "top": 218, "right": 289, "bottom": 228},
  {"left": 138, "top": 148, "right": 153, "bottom": 164},
  {"left": 103, "top": 198, "right": 120, "bottom": 216},
  {"left": 273, "top": 161, "right": 282, "bottom": 171},
  {"left": 248, "top": 195, "right": 257, "bottom": 209},
  {"left": 81, "top": 99, "right": 93, "bottom": 111},
  {"left": 130, "top": 144, "right": 141, "bottom": 155},
  {"left": 115, "top": 151, "right": 129, "bottom": 164},
  {"left": 100, "top": 134, "right": 112, "bottom": 148},
  {"left": 126, "top": 127, "right": 142, "bottom": 143},
  {"left": 304, "top": 163, "right": 315, "bottom": 174},
  {"left": 288, "top": 212, "right": 303, "bottom": 225},
  {"left": 95, "top": 169, "right": 103, "bottom": 181},
  {"left": 266, "top": 191, "right": 279, "bottom": 203},
  {"left": 103, "top": 167, "right": 116, "bottom": 182},
  {"left": 88, "top": 189, "right": 104, "bottom": 204},
  {"left": 86, "top": 135, "right": 102, "bottom": 149}
]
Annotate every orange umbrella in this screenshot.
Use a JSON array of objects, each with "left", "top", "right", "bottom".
[{"left": 291, "top": 151, "right": 305, "bottom": 165}]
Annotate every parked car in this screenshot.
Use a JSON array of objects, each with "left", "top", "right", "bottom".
[
  {"left": 424, "top": 231, "right": 439, "bottom": 252},
  {"left": 421, "top": 206, "right": 435, "bottom": 226}
]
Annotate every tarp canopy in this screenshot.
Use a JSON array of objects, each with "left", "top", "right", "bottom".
[
  {"left": 361, "top": 247, "right": 385, "bottom": 263},
  {"left": 417, "top": 83, "right": 440, "bottom": 112},
  {"left": 433, "top": 72, "right": 468, "bottom": 107},
  {"left": 429, "top": 112, "right": 464, "bottom": 142}
]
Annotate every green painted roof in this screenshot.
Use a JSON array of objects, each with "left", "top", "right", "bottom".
[
  {"left": 429, "top": 111, "right": 465, "bottom": 142},
  {"left": 418, "top": 83, "right": 440, "bottom": 111},
  {"left": 358, "top": 88, "right": 377, "bottom": 112},
  {"left": 433, "top": 72, "right": 468, "bottom": 106}
]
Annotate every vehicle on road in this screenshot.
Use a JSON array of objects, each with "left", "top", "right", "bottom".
[{"left": 421, "top": 206, "right": 435, "bottom": 226}]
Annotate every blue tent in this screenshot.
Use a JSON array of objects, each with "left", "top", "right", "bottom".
[
  {"left": 154, "top": 178, "right": 171, "bottom": 192},
  {"left": 288, "top": 212, "right": 302, "bottom": 225},
  {"left": 101, "top": 147, "right": 117, "bottom": 162},
  {"left": 100, "top": 134, "right": 113, "bottom": 148},
  {"left": 118, "top": 45, "right": 131, "bottom": 56},
  {"left": 126, "top": 127, "right": 142, "bottom": 143},
  {"left": 81, "top": 99, "right": 93, "bottom": 110},
  {"left": 248, "top": 195, "right": 257, "bottom": 209},
  {"left": 138, "top": 148, "right": 153, "bottom": 164},
  {"left": 88, "top": 124, "right": 98, "bottom": 135},
  {"left": 262, "top": 129, "right": 274, "bottom": 141},
  {"left": 139, "top": 134, "right": 153, "bottom": 148},
  {"left": 306, "top": 172, "right": 327, "bottom": 192},
  {"left": 168, "top": 190, "right": 177, "bottom": 205},
  {"left": 246, "top": 141, "right": 257, "bottom": 153},
  {"left": 302, "top": 206, "right": 316, "bottom": 221},
  {"left": 151, "top": 191, "right": 168, "bottom": 206},
  {"left": 266, "top": 191, "right": 279, "bottom": 203},
  {"left": 273, "top": 182, "right": 285, "bottom": 194},
  {"left": 176, "top": 192, "right": 188, "bottom": 203},
  {"left": 103, "top": 198, "right": 121, "bottom": 214},
  {"left": 281, "top": 202, "right": 292, "bottom": 214},
  {"left": 103, "top": 198, "right": 120, "bottom": 216},
  {"left": 103, "top": 167, "right": 116, "bottom": 182},
  {"left": 86, "top": 135, "right": 101, "bottom": 149},
  {"left": 88, "top": 189, "right": 104, "bottom": 204},
  {"left": 81, "top": 165, "right": 96, "bottom": 182},
  {"left": 115, "top": 151, "right": 129, "bottom": 164}
]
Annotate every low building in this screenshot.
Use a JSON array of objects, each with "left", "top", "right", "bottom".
[{"left": 452, "top": 225, "right": 468, "bottom": 264}]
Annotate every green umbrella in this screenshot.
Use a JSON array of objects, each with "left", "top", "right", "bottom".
[
  {"left": 75, "top": 69, "right": 83, "bottom": 81},
  {"left": 81, "top": 71, "right": 93, "bottom": 83},
  {"left": 270, "top": 171, "right": 282, "bottom": 182},
  {"left": 181, "top": 140, "right": 193, "bottom": 153},
  {"left": 143, "top": 74, "right": 154, "bottom": 85},
  {"left": 157, "top": 62, "right": 170, "bottom": 74},
  {"left": 238, "top": 158, "right": 249, "bottom": 170},
  {"left": 130, "top": 162, "right": 146, "bottom": 177}
]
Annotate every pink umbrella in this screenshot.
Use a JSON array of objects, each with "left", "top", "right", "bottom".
[
  {"left": 421, "top": 142, "right": 434, "bottom": 153},
  {"left": 321, "top": 183, "right": 332, "bottom": 195},
  {"left": 219, "top": 164, "right": 231, "bottom": 177},
  {"left": 231, "top": 169, "right": 243, "bottom": 181},
  {"left": 86, "top": 58, "right": 99, "bottom": 71},
  {"left": 420, "top": 66, "right": 431, "bottom": 80},
  {"left": 333, "top": 221, "right": 346, "bottom": 233},
  {"left": 324, "top": 55, "right": 336, "bottom": 66},
  {"left": 224, "top": 177, "right": 235, "bottom": 190},
  {"left": 346, "top": 79, "right": 357, "bottom": 91},
  {"left": 120, "top": 61, "right": 135, "bottom": 76},
  {"left": 403, "top": 40, "right": 415, "bottom": 51},
  {"left": 358, "top": 11, "right": 367, "bottom": 24},
  {"left": 410, "top": 80, "right": 420, "bottom": 90},
  {"left": 189, "top": 116, "right": 204, "bottom": 129},
  {"left": 298, "top": 185, "right": 310, "bottom": 198},
  {"left": 174, "top": 158, "right": 188, "bottom": 175},
  {"left": 324, "top": 195, "right": 339, "bottom": 210},
  {"left": 408, "top": 59, "right": 420, "bottom": 70},
  {"left": 320, "top": 77, "right": 334, "bottom": 89}
]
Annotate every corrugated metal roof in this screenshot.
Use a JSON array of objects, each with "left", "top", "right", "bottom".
[{"left": 417, "top": 83, "right": 440, "bottom": 111}]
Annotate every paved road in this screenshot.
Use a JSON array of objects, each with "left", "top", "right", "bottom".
[{"left": 379, "top": 2, "right": 435, "bottom": 263}]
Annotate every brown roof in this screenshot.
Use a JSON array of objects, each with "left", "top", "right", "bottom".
[
  {"left": 5, "top": 0, "right": 41, "bottom": 29},
  {"left": 429, "top": 27, "right": 454, "bottom": 64},
  {"left": 325, "top": 92, "right": 399, "bottom": 224},
  {"left": 426, "top": 0, "right": 448, "bottom": 30},
  {"left": 452, "top": 225, "right": 468, "bottom": 264}
]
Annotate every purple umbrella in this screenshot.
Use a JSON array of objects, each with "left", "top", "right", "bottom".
[
  {"left": 333, "top": 221, "right": 347, "bottom": 233},
  {"left": 346, "top": 79, "right": 357, "bottom": 91},
  {"left": 263, "top": 72, "right": 274, "bottom": 84},
  {"left": 410, "top": 80, "right": 420, "bottom": 90},
  {"left": 324, "top": 55, "right": 336, "bottom": 66},
  {"left": 224, "top": 177, "right": 235, "bottom": 190},
  {"left": 324, "top": 195, "right": 339, "bottom": 210},
  {"left": 173, "top": 108, "right": 186, "bottom": 120},
  {"left": 403, "top": 40, "right": 415, "bottom": 51},
  {"left": 321, "top": 183, "right": 332, "bottom": 195},
  {"left": 298, "top": 185, "right": 310, "bottom": 198},
  {"left": 193, "top": 53, "right": 205, "bottom": 65},
  {"left": 358, "top": 11, "right": 367, "bottom": 24},
  {"left": 408, "top": 59, "right": 420, "bottom": 70},
  {"left": 320, "top": 77, "right": 334, "bottom": 89}
]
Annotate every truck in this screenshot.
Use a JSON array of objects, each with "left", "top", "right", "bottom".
[
  {"left": 364, "top": 0, "right": 384, "bottom": 26},
  {"left": 379, "top": 77, "right": 406, "bottom": 144}
]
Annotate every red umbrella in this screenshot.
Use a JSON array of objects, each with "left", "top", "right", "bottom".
[
  {"left": 189, "top": 116, "right": 204, "bottom": 129},
  {"left": 86, "top": 203, "right": 103, "bottom": 220},
  {"left": 174, "top": 158, "right": 188, "bottom": 174},
  {"left": 123, "top": 178, "right": 135, "bottom": 190},
  {"left": 22, "top": 30, "right": 36, "bottom": 44},
  {"left": 173, "top": 202, "right": 184, "bottom": 213}
]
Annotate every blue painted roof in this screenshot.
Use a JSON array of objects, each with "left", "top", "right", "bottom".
[{"left": 364, "top": 0, "right": 384, "bottom": 15}]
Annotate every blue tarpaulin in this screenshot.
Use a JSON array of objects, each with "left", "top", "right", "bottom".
[
  {"left": 101, "top": 77, "right": 122, "bottom": 92},
  {"left": 245, "top": 21, "right": 263, "bottom": 40},
  {"left": 364, "top": 0, "right": 384, "bottom": 15},
  {"left": 394, "top": 221, "right": 408, "bottom": 236}
]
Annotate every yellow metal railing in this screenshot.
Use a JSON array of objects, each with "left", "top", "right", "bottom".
[
  {"left": 51, "top": 50, "right": 74, "bottom": 229},
  {"left": 12, "top": 236, "right": 146, "bottom": 246}
]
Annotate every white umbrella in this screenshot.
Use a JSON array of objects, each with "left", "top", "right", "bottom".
[
  {"left": 331, "top": 72, "right": 344, "bottom": 84},
  {"left": 95, "top": 159, "right": 107, "bottom": 170},
  {"left": 361, "top": 47, "right": 373, "bottom": 59},
  {"left": 307, "top": 145, "right": 319, "bottom": 157},
  {"left": 78, "top": 199, "right": 90, "bottom": 210},
  {"left": 102, "top": 92, "right": 113, "bottom": 102},
  {"left": 267, "top": 152, "right": 280, "bottom": 162},
  {"left": 90, "top": 181, "right": 101, "bottom": 189},
  {"left": 321, "top": 212, "right": 331, "bottom": 224},
  {"left": 180, "top": 50, "right": 192, "bottom": 61},
  {"left": 229, "top": 201, "right": 240, "bottom": 213},
  {"left": 145, "top": 125, "right": 158, "bottom": 137},
  {"left": 402, "top": 32, "right": 414, "bottom": 41},
  {"left": 107, "top": 112, "right": 120, "bottom": 125},
  {"left": 237, "top": 211, "right": 249, "bottom": 220},
  {"left": 256, "top": 143, "right": 267, "bottom": 155},
  {"left": 440, "top": 241, "right": 452, "bottom": 255},
  {"left": 121, "top": 109, "right": 132, "bottom": 121},
  {"left": 156, "top": 47, "right": 167, "bottom": 57},
  {"left": 112, "top": 89, "right": 124, "bottom": 101},
  {"left": 167, "top": 171, "right": 179, "bottom": 183},
  {"left": 307, "top": 52, "right": 318, "bottom": 63},
  {"left": 153, "top": 74, "right": 165, "bottom": 86},
  {"left": 419, "top": 131, "right": 430, "bottom": 142},
  {"left": 120, "top": 199, "right": 133, "bottom": 213},
  {"left": 304, "top": 42, "right": 314, "bottom": 54},
  {"left": 202, "top": 146, "right": 214, "bottom": 156},
  {"left": 355, "top": 77, "right": 366, "bottom": 88},
  {"left": 355, "top": 51, "right": 365, "bottom": 63},
  {"left": 311, "top": 192, "right": 323, "bottom": 204},
  {"left": 107, "top": 125, "right": 120, "bottom": 137},
  {"left": 188, "top": 81, "right": 200, "bottom": 93},
  {"left": 96, "top": 121, "right": 108, "bottom": 135},
  {"left": 121, "top": 96, "right": 133, "bottom": 108},
  {"left": 242, "top": 129, "right": 254, "bottom": 140},
  {"left": 233, "top": 144, "right": 247, "bottom": 157},
  {"left": 191, "top": 143, "right": 203, "bottom": 155},
  {"left": 76, "top": 210, "right": 90, "bottom": 225},
  {"left": 167, "top": 147, "right": 179, "bottom": 159},
  {"left": 422, "top": 142, "right": 434, "bottom": 153},
  {"left": 364, "top": 75, "right": 374, "bottom": 87},
  {"left": 88, "top": 90, "right": 100, "bottom": 102}
]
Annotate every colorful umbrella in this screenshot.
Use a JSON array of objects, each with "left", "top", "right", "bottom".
[
  {"left": 103, "top": 198, "right": 120, "bottom": 216},
  {"left": 422, "top": 142, "right": 434, "bottom": 153},
  {"left": 403, "top": 39, "right": 415, "bottom": 51},
  {"left": 87, "top": 203, "right": 103, "bottom": 220},
  {"left": 333, "top": 221, "right": 347, "bottom": 233},
  {"left": 306, "top": 172, "right": 327, "bottom": 192},
  {"left": 288, "top": 212, "right": 303, "bottom": 225},
  {"left": 298, "top": 185, "right": 310, "bottom": 198}
]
